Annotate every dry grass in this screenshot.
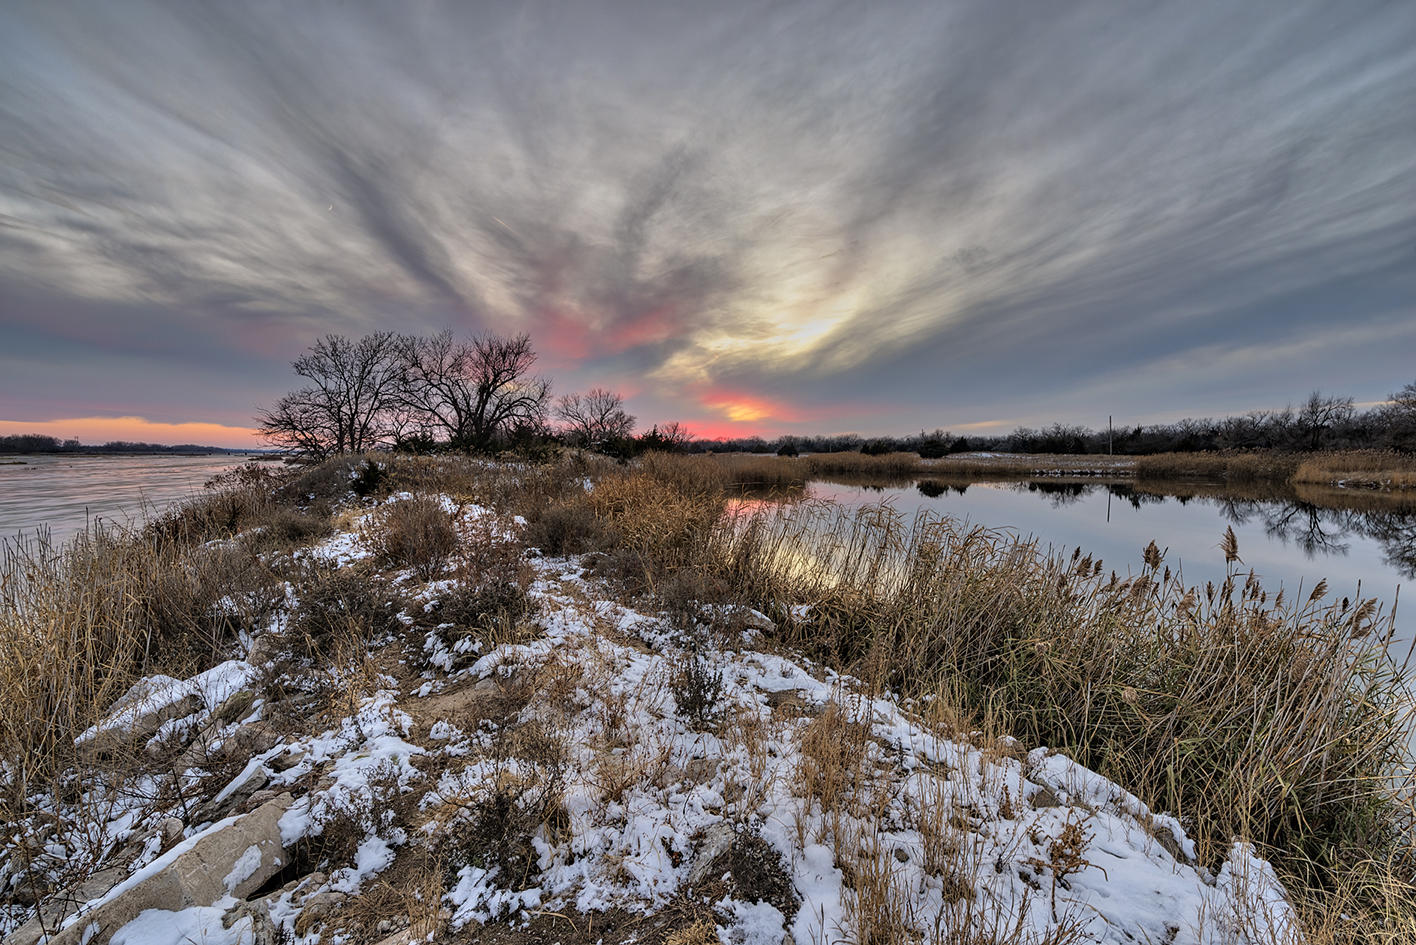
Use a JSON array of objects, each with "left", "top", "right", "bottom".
[
  {"left": 711, "top": 499, "right": 1416, "bottom": 921},
  {"left": 587, "top": 454, "right": 728, "bottom": 570},
  {"left": 1135, "top": 450, "right": 1304, "bottom": 483},
  {"left": 1295, "top": 450, "right": 1416, "bottom": 490},
  {"left": 370, "top": 494, "right": 460, "bottom": 580},
  {"left": 710, "top": 454, "right": 808, "bottom": 490}
]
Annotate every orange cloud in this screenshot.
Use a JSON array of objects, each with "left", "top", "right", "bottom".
[{"left": 0, "top": 417, "right": 263, "bottom": 450}]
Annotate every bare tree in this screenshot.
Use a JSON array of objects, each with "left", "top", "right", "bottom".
[
  {"left": 1296, "top": 391, "right": 1355, "bottom": 451},
  {"left": 256, "top": 332, "right": 405, "bottom": 458},
  {"left": 400, "top": 330, "right": 551, "bottom": 451},
  {"left": 556, "top": 388, "right": 636, "bottom": 449}
]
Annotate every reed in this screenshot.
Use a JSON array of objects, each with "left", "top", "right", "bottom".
[
  {"left": 710, "top": 499, "right": 1416, "bottom": 908},
  {"left": 1295, "top": 450, "right": 1416, "bottom": 490},
  {"left": 1135, "top": 450, "right": 1303, "bottom": 483}
]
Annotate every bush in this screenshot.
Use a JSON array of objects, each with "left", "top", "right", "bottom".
[
  {"left": 524, "top": 499, "right": 618, "bottom": 556},
  {"left": 372, "top": 495, "right": 459, "bottom": 580},
  {"left": 287, "top": 567, "right": 395, "bottom": 660}
]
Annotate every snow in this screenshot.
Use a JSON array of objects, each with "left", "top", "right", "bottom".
[
  {"left": 110, "top": 902, "right": 252, "bottom": 945},
  {"left": 16, "top": 488, "right": 1306, "bottom": 945}
]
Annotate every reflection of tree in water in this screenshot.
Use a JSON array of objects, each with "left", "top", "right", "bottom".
[
  {"left": 1021, "top": 481, "right": 1093, "bottom": 508},
  {"left": 1251, "top": 500, "right": 1351, "bottom": 558},
  {"left": 1107, "top": 484, "right": 1169, "bottom": 509},
  {"left": 1207, "top": 496, "right": 1416, "bottom": 579},
  {"left": 1360, "top": 509, "right": 1416, "bottom": 580}
]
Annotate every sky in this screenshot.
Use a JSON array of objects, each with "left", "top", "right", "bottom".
[{"left": 2, "top": 1, "right": 1414, "bottom": 449}]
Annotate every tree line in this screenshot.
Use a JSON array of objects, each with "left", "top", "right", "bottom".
[
  {"left": 0, "top": 435, "right": 238, "bottom": 455},
  {"left": 258, "top": 332, "right": 1416, "bottom": 458},
  {"left": 698, "top": 387, "right": 1416, "bottom": 457},
  {"left": 257, "top": 330, "right": 689, "bottom": 460}
]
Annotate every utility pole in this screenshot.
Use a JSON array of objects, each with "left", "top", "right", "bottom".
[{"left": 1109, "top": 416, "right": 1113, "bottom": 456}]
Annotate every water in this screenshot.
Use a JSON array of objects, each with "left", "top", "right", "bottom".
[
  {"left": 802, "top": 476, "right": 1414, "bottom": 646},
  {"left": 0, "top": 453, "right": 255, "bottom": 546}
]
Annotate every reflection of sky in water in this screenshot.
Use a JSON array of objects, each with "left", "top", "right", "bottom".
[
  {"left": 0, "top": 454, "right": 248, "bottom": 546},
  {"left": 808, "top": 480, "right": 1414, "bottom": 647}
]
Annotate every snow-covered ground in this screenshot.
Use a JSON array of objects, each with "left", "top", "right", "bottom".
[{"left": 5, "top": 491, "right": 1298, "bottom": 945}]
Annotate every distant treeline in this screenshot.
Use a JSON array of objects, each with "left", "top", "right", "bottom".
[
  {"left": 0, "top": 434, "right": 238, "bottom": 455},
  {"left": 692, "top": 388, "right": 1416, "bottom": 457},
  {"left": 260, "top": 331, "right": 1416, "bottom": 461}
]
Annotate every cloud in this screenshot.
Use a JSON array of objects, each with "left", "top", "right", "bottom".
[{"left": 0, "top": 0, "right": 1413, "bottom": 435}]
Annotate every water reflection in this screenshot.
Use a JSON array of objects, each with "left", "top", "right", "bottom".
[{"left": 912, "top": 478, "right": 1416, "bottom": 580}]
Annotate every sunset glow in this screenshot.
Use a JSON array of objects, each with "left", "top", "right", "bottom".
[
  {"left": 0, "top": 418, "right": 262, "bottom": 450},
  {"left": 0, "top": 3, "right": 1411, "bottom": 443}
]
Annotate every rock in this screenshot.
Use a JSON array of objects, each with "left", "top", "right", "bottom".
[
  {"left": 1029, "top": 785, "right": 1063, "bottom": 809},
  {"left": 246, "top": 633, "right": 284, "bottom": 666},
  {"left": 1, "top": 866, "right": 127, "bottom": 945},
  {"left": 160, "top": 817, "right": 185, "bottom": 849},
  {"left": 192, "top": 763, "right": 269, "bottom": 824},
  {"left": 223, "top": 898, "right": 281, "bottom": 945},
  {"left": 212, "top": 689, "right": 258, "bottom": 726},
  {"left": 221, "top": 722, "right": 279, "bottom": 760},
  {"left": 34, "top": 793, "right": 294, "bottom": 945},
  {"left": 269, "top": 747, "right": 306, "bottom": 772},
  {"left": 738, "top": 609, "right": 777, "bottom": 634},
  {"left": 76, "top": 676, "right": 202, "bottom": 758},
  {"left": 688, "top": 823, "right": 738, "bottom": 885},
  {"left": 294, "top": 891, "right": 347, "bottom": 936}
]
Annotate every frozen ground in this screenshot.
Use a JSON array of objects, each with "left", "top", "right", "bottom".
[{"left": 4, "top": 492, "right": 1298, "bottom": 945}]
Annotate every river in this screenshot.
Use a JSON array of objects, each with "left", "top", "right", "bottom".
[
  {"left": 4, "top": 453, "right": 1412, "bottom": 646},
  {"left": 801, "top": 475, "right": 1413, "bottom": 647},
  {"left": 0, "top": 453, "right": 256, "bottom": 546}
]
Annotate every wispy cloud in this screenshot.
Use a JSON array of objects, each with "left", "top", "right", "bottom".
[{"left": 1, "top": 0, "right": 1413, "bottom": 439}]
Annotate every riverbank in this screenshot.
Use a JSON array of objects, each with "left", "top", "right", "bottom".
[
  {"left": 1, "top": 454, "right": 1411, "bottom": 943},
  {"left": 711, "top": 448, "right": 1416, "bottom": 493}
]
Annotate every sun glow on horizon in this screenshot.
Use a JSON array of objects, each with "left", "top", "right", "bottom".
[{"left": 0, "top": 417, "right": 262, "bottom": 450}]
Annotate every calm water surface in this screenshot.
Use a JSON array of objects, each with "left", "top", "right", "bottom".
[
  {"left": 0, "top": 454, "right": 253, "bottom": 545},
  {"left": 803, "top": 477, "right": 1415, "bottom": 646}
]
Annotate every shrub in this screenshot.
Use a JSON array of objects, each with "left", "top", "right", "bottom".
[
  {"left": 372, "top": 495, "right": 459, "bottom": 579},
  {"left": 287, "top": 567, "right": 395, "bottom": 660},
  {"left": 671, "top": 649, "right": 724, "bottom": 731},
  {"left": 524, "top": 499, "right": 618, "bottom": 556}
]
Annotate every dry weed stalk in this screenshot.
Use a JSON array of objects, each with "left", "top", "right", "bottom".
[{"left": 712, "top": 497, "right": 1416, "bottom": 915}]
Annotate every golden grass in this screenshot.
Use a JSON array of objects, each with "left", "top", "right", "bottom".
[
  {"left": 1295, "top": 450, "right": 1416, "bottom": 490},
  {"left": 711, "top": 499, "right": 1416, "bottom": 916},
  {"left": 587, "top": 453, "right": 728, "bottom": 569},
  {"left": 1135, "top": 450, "right": 1304, "bottom": 482}
]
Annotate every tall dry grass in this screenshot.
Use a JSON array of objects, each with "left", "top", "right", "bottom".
[
  {"left": 586, "top": 453, "right": 729, "bottom": 569},
  {"left": 1295, "top": 450, "right": 1416, "bottom": 490},
  {"left": 0, "top": 527, "right": 277, "bottom": 776},
  {"left": 1135, "top": 450, "right": 1304, "bottom": 483},
  {"left": 712, "top": 499, "right": 1416, "bottom": 914}
]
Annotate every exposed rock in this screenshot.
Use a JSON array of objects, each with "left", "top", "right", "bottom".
[
  {"left": 246, "top": 633, "right": 284, "bottom": 666},
  {"left": 1029, "top": 785, "right": 1063, "bottom": 809},
  {"left": 223, "top": 898, "right": 281, "bottom": 945},
  {"left": 212, "top": 689, "right": 258, "bottom": 726},
  {"left": 192, "top": 763, "right": 270, "bottom": 824},
  {"left": 220, "top": 722, "right": 280, "bottom": 760},
  {"left": 688, "top": 823, "right": 738, "bottom": 885},
  {"left": 2, "top": 865, "right": 127, "bottom": 945},
  {"left": 31, "top": 793, "right": 293, "bottom": 945},
  {"left": 159, "top": 817, "right": 185, "bottom": 850},
  {"left": 76, "top": 676, "right": 201, "bottom": 758}
]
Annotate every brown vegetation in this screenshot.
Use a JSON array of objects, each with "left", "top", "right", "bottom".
[{"left": 711, "top": 499, "right": 1416, "bottom": 929}]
